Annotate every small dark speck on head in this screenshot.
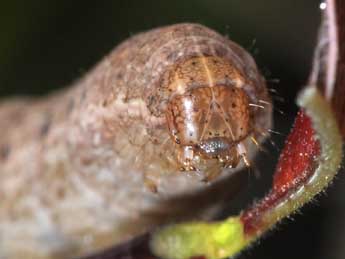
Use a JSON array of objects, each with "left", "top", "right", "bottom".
[{"left": 0, "top": 144, "right": 10, "bottom": 160}]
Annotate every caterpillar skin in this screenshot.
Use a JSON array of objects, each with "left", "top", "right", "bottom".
[{"left": 0, "top": 23, "right": 272, "bottom": 258}]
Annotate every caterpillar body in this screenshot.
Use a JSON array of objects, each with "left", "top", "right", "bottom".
[{"left": 0, "top": 23, "right": 271, "bottom": 258}]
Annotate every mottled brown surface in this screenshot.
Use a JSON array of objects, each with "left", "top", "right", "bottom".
[{"left": 0, "top": 24, "right": 271, "bottom": 258}]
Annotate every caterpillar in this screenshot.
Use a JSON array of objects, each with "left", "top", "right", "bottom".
[{"left": 0, "top": 23, "right": 272, "bottom": 258}]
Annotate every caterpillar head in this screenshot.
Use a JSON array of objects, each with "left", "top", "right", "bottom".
[{"left": 166, "top": 84, "right": 251, "bottom": 171}]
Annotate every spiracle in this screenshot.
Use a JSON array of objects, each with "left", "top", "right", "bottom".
[{"left": 0, "top": 23, "right": 272, "bottom": 258}]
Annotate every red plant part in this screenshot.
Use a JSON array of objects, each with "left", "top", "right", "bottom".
[{"left": 241, "top": 110, "right": 321, "bottom": 235}]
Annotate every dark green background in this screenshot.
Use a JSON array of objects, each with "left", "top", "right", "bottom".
[
  {"left": 0, "top": 1, "right": 318, "bottom": 107},
  {"left": 2, "top": 1, "right": 345, "bottom": 259}
]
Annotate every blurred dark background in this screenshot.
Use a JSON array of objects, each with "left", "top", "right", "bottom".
[{"left": 1, "top": 1, "right": 345, "bottom": 259}]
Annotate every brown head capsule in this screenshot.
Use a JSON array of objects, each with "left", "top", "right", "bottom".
[{"left": 161, "top": 54, "right": 270, "bottom": 172}]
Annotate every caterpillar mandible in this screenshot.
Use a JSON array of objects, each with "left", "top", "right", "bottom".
[{"left": 0, "top": 23, "right": 272, "bottom": 258}]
